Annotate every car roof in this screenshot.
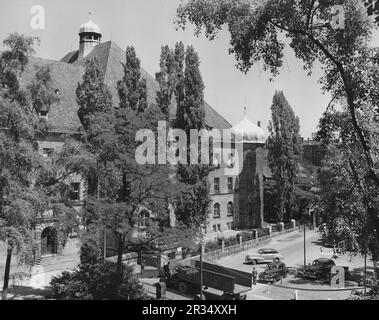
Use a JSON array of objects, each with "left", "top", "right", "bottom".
[
  {"left": 315, "top": 258, "right": 334, "bottom": 262},
  {"left": 261, "top": 248, "right": 277, "bottom": 251}
]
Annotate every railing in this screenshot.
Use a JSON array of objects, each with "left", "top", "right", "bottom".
[{"left": 284, "top": 222, "right": 293, "bottom": 230}]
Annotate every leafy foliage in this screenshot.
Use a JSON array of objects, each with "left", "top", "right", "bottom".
[
  {"left": 76, "top": 57, "right": 113, "bottom": 132},
  {"left": 176, "top": 0, "right": 379, "bottom": 255},
  {"left": 49, "top": 262, "right": 149, "bottom": 300},
  {"left": 266, "top": 91, "right": 302, "bottom": 221},
  {"left": 117, "top": 46, "right": 147, "bottom": 114}
]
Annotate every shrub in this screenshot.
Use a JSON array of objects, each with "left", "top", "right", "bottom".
[
  {"left": 205, "top": 240, "right": 222, "bottom": 253},
  {"left": 49, "top": 262, "right": 149, "bottom": 300}
]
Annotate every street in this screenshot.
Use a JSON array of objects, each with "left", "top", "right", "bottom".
[{"left": 211, "top": 229, "right": 368, "bottom": 300}]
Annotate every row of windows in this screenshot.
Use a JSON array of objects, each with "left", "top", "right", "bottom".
[
  {"left": 213, "top": 202, "right": 234, "bottom": 218},
  {"left": 204, "top": 221, "right": 234, "bottom": 234},
  {"left": 81, "top": 34, "right": 101, "bottom": 41},
  {"left": 213, "top": 177, "right": 234, "bottom": 193}
]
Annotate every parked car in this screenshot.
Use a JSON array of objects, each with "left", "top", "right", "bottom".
[
  {"left": 303, "top": 258, "right": 350, "bottom": 281},
  {"left": 358, "top": 270, "right": 377, "bottom": 287},
  {"left": 258, "top": 261, "right": 288, "bottom": 283},
  {"left": 245, "top": 248, "right": 283, "bottom": 265}
]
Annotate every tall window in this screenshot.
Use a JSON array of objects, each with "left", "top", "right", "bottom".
[
  {"left": 213, "top": 203, "right": 221, "bottom": 218},
  {"left": 227, "top": 177, "right": 233, "bottom": 192},
  {"left": 214, "top": 178, "right": 220, "bottom": 193},
  {"left": 70, "top": 183, "right": 80, "bottom": 201},
  {"left": 139, "top": 210, "right": 150, "bottom": 228},
  {"left": 227, "top": 202, "right": 234, "bottom": 217}
]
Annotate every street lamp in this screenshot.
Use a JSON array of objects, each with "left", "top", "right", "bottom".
[
  {"left": 302, "top": 208, "right": 311, "bottom": 270},
  {"left": 199, "top": 224, "right": 205, "bottom": 300}
]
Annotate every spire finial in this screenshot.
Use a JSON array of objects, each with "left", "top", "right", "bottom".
[
  {"left": 244, "top": 107, "right": 247, "bottom": 118},
  {"left": 89, "top": 11, "right": 92, "bottom": 21}
]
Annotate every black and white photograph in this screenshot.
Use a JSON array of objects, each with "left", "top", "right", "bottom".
[{"left": 0, "top": 0, "right": 378, "bottom": 309}]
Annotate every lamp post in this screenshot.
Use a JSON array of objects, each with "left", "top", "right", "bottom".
[
  {"left": 199, "top": 224, "right": 205, "bottom": 300},
  {"left": 200, "top": 241, "right": 204, "bottom": 299},
  {"left": 303, "top": 217, "right": 306, "bottom": 270},
  {"left": 303, "top": 208, "right": 311, "bottom": 270}
]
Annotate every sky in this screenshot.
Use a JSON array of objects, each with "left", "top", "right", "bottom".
[{"left": 0, "top": 0, "right": 378, "bottom": 139}]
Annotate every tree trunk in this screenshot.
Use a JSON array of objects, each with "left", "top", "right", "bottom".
[
  {"left": 2, "top": 247, "right": 12, "bottom": 300},
  {"left": 116, "top": 236, "right": 124, "bottom": 273}
]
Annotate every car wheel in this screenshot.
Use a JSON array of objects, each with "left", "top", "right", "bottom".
[
  {"left": 178, "top": 281, "right": 189, "bottom": 294},
  {"left": 274, "top": 257, "right": 280, "bottom": 262},
  {"left": 221, "top": 293, "right": 234, "bottom": 300},
  {"left": 252, "top": 260, "right": 257, "bottom": 265}
]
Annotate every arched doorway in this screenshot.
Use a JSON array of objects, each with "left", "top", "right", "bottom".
[{"left": 41, "top": 227, "right": 58, "bottom": 256}]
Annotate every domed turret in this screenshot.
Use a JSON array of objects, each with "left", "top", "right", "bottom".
[
  {"left": 78, "top": 14, "right": 102, "bottom": 59},
  {"left": 79, "top": 19, "right": 101, "bottom": 34},
  {"left": 231, "top": 108, "right": 266, "bottom": 144}
]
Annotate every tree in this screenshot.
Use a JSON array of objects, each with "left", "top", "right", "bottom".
[
  {"left": 364, "top": 0, "right": 379, "bottom": 25},
  {"left": 0, "top": 34, "right": 77, "bottom": 300},
  {"left": 75, "top": 57, "right": 114, "bottom": 197},
  {"left": 266, "top": 91, "right": 302, "bottom": 221},
  {"left": 316, "top": 105, "right": 379, "bottom": 255},
  {"left": 76, "top": 57, "right": 113, "bottom": 132},
  {"left": 175, "top": 45, "right": 205, "bottom": 132},
  {"left": 70, "top": 48, "right": 193, "bottom": 282},
  {"left": 156, "top": 45, "right": 177, "bottom": 121},
  {"left": 117, "top": 46, "right": 147, "bottom": 114},
  {"left": 171, "top": 45, "right": 212, "bottom": 229},
  {"left": 176, "top": 0, "right": 379, "bottom": 249},
  {"left": 49, "top": 261, "right": 149, "bottom": 300},
  {"left": 0, "top": 33, "right": 44, "bottom": 300}
]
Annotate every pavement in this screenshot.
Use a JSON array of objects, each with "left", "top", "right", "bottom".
[
  {"left": 0, "top": 238, "right": 80, "bottom": 296},
  {"left": 210, "top": 229, "right": 370, "bottom": 300}
]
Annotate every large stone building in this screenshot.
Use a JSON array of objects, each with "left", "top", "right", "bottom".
[{"left": 18, "top": 18, "right": 236, "bottom": 256}]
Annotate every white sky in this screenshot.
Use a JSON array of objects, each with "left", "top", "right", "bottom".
[{"left": 0, "top": 0, "right": 378, "bottom": 139}]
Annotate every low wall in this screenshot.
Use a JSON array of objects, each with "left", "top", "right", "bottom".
[{"left": 172, "top": 227, "right": 300, "bottom": 265}]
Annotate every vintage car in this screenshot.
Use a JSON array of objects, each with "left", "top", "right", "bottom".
[
  {"left": 358, "top": 270, "right": 377, "bottom": 287},
  {"left": 258, "top": 261, "right": 288, "bottom": 283},
  {"left": 245, "top": 248, "right": 284, "bottom": 265},
  {"left": 303, "top": 258, "right": 350, "bottom": 281}
]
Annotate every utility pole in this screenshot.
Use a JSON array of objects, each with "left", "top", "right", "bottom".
[
  {"left": 103, "top": 227, "right": 107, "bottom": 260},
  {"left": 200, "top": 241, "right": 204, "bottom": 300},
  {"left": 304, "top": 218, "right": 307, "bottom": 269}
]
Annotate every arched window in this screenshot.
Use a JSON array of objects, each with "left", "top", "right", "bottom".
[
  {"left": 227, "top": 202, "right": 234, "bottom": 217},
  {"left": 213, "top": 203, "right": 220, "bottom": 218},
  {"left": 139, "top": 210, "right": 150, "bottom": 228}
]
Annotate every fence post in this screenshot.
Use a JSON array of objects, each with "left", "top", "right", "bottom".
[
  {"left": 221, "top": 240, "right": 225, "bottom": 253},
  {"left": 279, "top": 222, "right": 285, "bottom": 232},
  {"left": 267, "top": 226, "right": 272, "bottom": 237},
  {"left": 239, "top": 236, "right": 243, "bottom": 249},
  {"left": 291, "top": 219, "right": 296, "bottom": 230}
]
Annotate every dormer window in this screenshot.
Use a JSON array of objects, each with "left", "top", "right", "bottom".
[{"left": 39, "top": 110, "right": 48, "bottom": 117}]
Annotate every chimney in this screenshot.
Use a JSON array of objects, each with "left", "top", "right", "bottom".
[{"left": 257, "top": 121, "right": 261, "bottom": 128}]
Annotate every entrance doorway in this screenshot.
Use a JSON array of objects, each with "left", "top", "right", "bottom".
[{"left": 41, "top": 227, "right": 58, "bottom": 256}]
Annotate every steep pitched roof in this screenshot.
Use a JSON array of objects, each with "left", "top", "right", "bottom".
[{"left": 19, "top": 41, "right": 231, "bottom": 133}]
